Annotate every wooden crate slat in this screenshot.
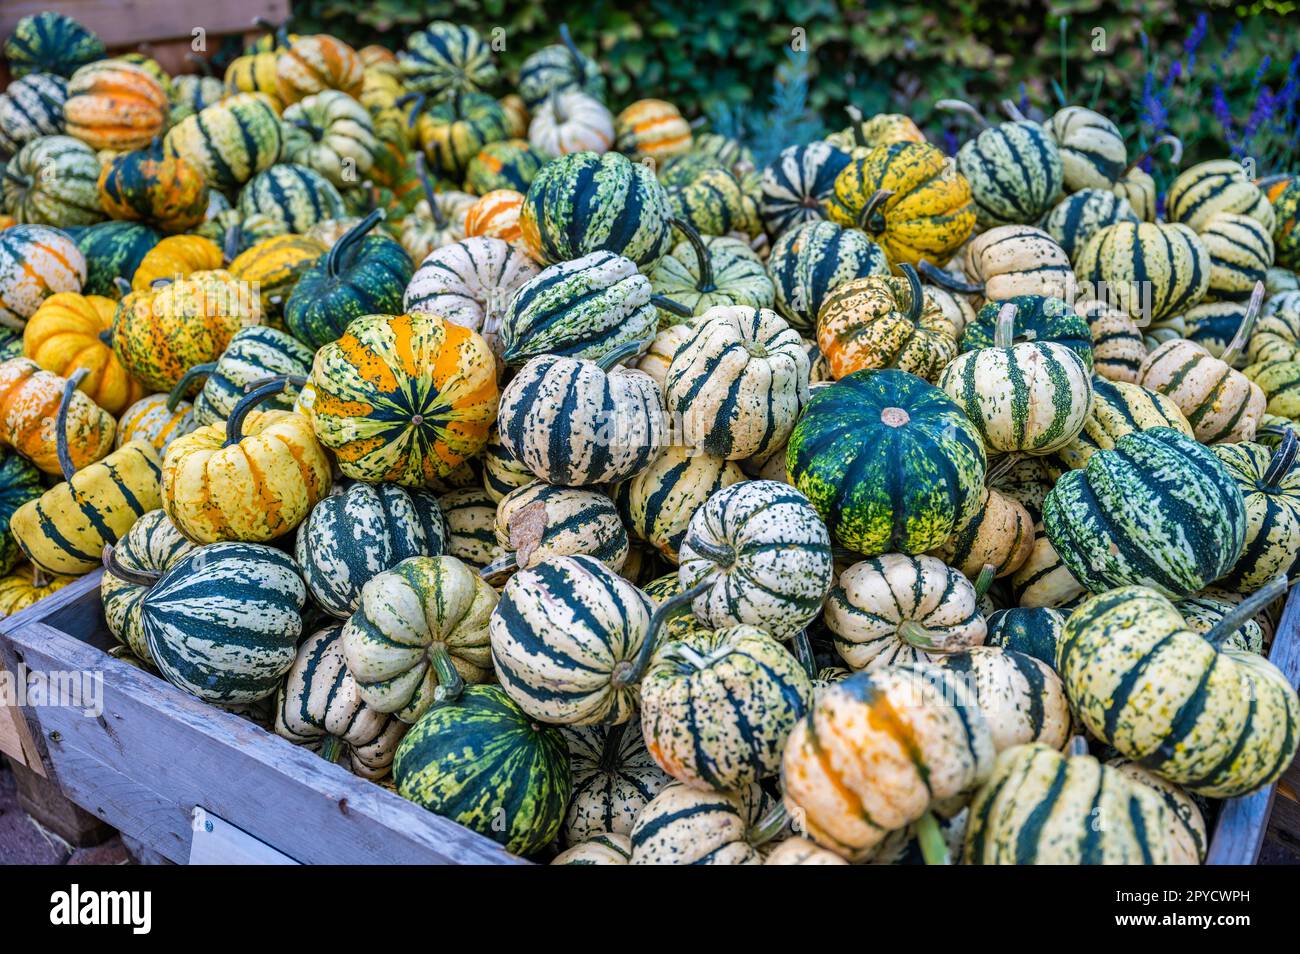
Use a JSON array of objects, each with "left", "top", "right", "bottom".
[{"left": 0, "top": 0, "right": 289, "bottom": 49}]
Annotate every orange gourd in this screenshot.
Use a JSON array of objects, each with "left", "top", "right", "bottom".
[
  {"left": 23, "top": 292, "right": 146, "bottom": 414},
  {"left": 0, "top": 356, "right": 115, "bottom": 474}
]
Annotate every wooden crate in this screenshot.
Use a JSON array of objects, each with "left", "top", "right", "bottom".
[{"left": 0, "top": 572, "right": 522, "bottom": 865}]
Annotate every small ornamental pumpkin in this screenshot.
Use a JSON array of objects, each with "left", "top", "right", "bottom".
[
  {"left": 615, "top": 99, "right": 691, "bottom": 163},
  {"left": 0, "top": 564, "right": 73, "bottom": 617},
  {"left": 115, "top": 393, "right": 194, "bottom": 452},
  {"left": 824, "top": 140, "right": 976, "bottom": 268},
  {"left": 921, "top": 224, "right": 1076, "bottom": 305},
  {"left": 164, "top": 93, "right": 284, "bottom": 193},
  {"left": 529, "top": 90, "right": 614, "bottom": 157},
  {"left": 1044, "top": 106, "right": 1128, "bottom": 191},
  {"left": 1264, "top": 175, "right": 1300, "bottom": 270},
  {"left": 0, "top": 73, "right": 68, "bottom": 157},
  {"left": 767, "top": 219, "right": 890, "bottom": 334},
  {"left": 935, "top": 646, "right": 1070, "bottom": 753},
  {"left": 0, "top": 450, "right": 43, "bottom": 574},
  {"left": 132, "top": 234, "right": 223, "bottom": 292},
  {"left": 237, "top": 163, "right": 347, "bottom": 238},
  {"left": 308, "top": 311, "right": 499, "bottom": 486},
  {"left": 275, "top": 34, "right": 364, "bottom": 105},
  {"left": 1042, "top": 188, "right": 1139, "bottom": 263},
  {"left": 1249, "top": 292, "right": 1300, "bottom": 364},
  {"left": 1212, "top": 432, "right": 1300, "bottom": 591},
  {"left": 1167, "top": 159, "right": 1276, "bottom": 233},
  {"left": 23, "top": 291, "right": 145, "bottom": 414},
  {"left": 934, "top": 486, "right": 1034, "bottom": 580},
  {"left": 648, "top": 225, "right": 775, "bottom": 325},
  {"left": 179, "top": 325, "right": 313, "bottom": 426},
  {"left": 958, "top": 294, "right": 1093, "bottom": 371},
  {"left": 0, "top": 358, "right": 114, "bottom": 474},
  {"left": 74, "top": 221, "right": 162, "bottom": 298},
  {"left": 1050, "top": 375, "right": 1192, "bottom": 474},
  {"left": 64, "top": 60, "right": 168, "bottom": 152},
  {"left": 413, "top": 90, "right": 510, "bottom": 180},
  {"left": 439, "top": 486, "right": 503, "bottom": 570},
  {"left": 613, "top": 445, "right": 744, "bottom": 561},
  {"left": 1198, "top": 211, "right": 1274, "bottom": 302},
  {"left": 464, "top": 139, "right": 545, "bottom": 195},
  {"left": 488, "top": 480, "right": 628, "bottom": 577},
  {"left": 3, "top": 13, "right": 105, "bottom": 79},
  {"left": 97, "top": 140, "right": 209, "bottom": 234},
  {"left": 560, "top": 724, "right": 671, "bottom": 845},
  {"left": 0, "top": 225, "right": 87, "bottom": 329},
  {"left": 759, "top": 142, "right": 851, "bottom": 238},
  {"left": 662, "top": 163, "right": 762, "bottom": 240},
  {"left": 397, "top": 155, "right": 476, "bottom": 262},
  {"left": 100, "top": 508, "right": 195, "bottom": 661},
  {"left": 1076, "top": 220, "right": 1210, "bottom": 325},
  {"left": 825, "top": 106, "right": 926, "bottom": 152},
  {"left": 816, "top": 262, "right": 959, "bottom": 382},
  {"left": 226, "top": 233, "right": 325, "bottom": 322},
  {"left": 281, "top": 90, "right": 377, "bottom": 189},
  {"left": 517, "top": 24, "right": 604, "bottom": 109},
  {"left": 985, "top": 606, "right": 1065, "bottom": 669},
  {"left": 1079, "top": 298, "right": 1146, "bottom": 383},
  {"left": 399, "top": 21, "right": 498, "bottom": 100},
  {"left": 630, "top": 781, "right": 780, "bottom": 865},
  {"left": 2, "top": 135, "right": 104, "bottom": 227},
  {"left": 162, "top": 378, "right": 332, "bottom": 544}
]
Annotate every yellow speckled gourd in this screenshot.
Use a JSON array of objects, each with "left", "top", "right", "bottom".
[
  {"left": 131, "top": 234, "right": 223, "bottom": 291},
  {"left": 0, "top": 357, "right": 115, "bottom": 475},
  {"left": 0, "top": 564, "right": 74, "bottom": 617},
  {"left": 23, "top": 292, "right": 146, "bottom": 414},
  {"left": 227, "top": 233, "right": 326, "bottom": 323}
]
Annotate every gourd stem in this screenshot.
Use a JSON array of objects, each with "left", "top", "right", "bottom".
[
  {"left": 101, "top": 544, "right": 162, "bottom": 588},
  {"left": 396, "top": 91, "right": 427, "bottom": 130},
  {"left": 1221, "top": 281, "right": 1264, "bottom": 367},
  {"left": 845, "top": 105, "right": 867, "bottom": 148},
  {"left": 317, "top": 735, "right": 345, "bottom": 765},
  {"left": 1068, "top": 735, "right": 1090, "bottom": 757},
  {"left": 896, "top": 619, "right": 937, "bottom": 650},
  {"left": 1204, "top": 574, "right": 1289, "bottom": 647},
  {"left": 649, "top": 295, "right": 693, "bottom": 318},
  {"left": 934, "top": 99, "right": 988, "bottom": 128},
  {"left": 855, "top": 189, "right": 894, "bottom": 235},
  {"left": 620, "top": 578, "right": 713, "bottom": 686},
  {"left": 915, "top": 811, "right": 950, "bottom": 865},
  {"left": 31, "top": 566, "right": 49, "bottom": 589},
  {"left": 185, "top": 52, "right": 214, "bottom": 77},
  {"left": 558, "top": 24, "right": 584, "bottom": 70},
  {"left": 1, "top": 167, "right": 31, "bottom": 188},
  {"left": 985, "top": 452, "right": 1019, "bottom": 485},
  {"left": 223, "top": 379, "right": 289, "bottom": 448},
  {"left": 113, "top": 276, "right": 133, "bottom": 298},
  {"left": 597, "top": 722, "right": 628, "bottom": 773},
  {"left": 54, "top": 370, "right": 89, "bottom": 483},
  {"left": 973, "top": 563, "right": 996, "bottom": 597},
  {"left": 1264, "top": 429, "right": 1299, "bottom": 487},
  {"left": 167, "top": 361, "right": 217, "bottom": 412},
  {"left": 241, "top": 373, "right": 308, "bottom": 393},
  {"left": 898, "top": 263, "right": 924, "bottom": 323},
  {"left": 686, "top": 537, "right": 734, "bottom": 566},
  {"left": 999, "top": 99, "right": 1029, "bottom": 122},
  {"left": 748, "top": 800, "right": 788, "bottom": 848},
  {"left": 993, "top": 302, "right": 1019, "bottom": 349},
  {"left": 1122, "top": 134, "right": 1183, "bottom": 175},
  {"left": 595, "top": 339, "right": 646, "bottom": 371},
  {"left": 791, "top": 629, "right": 816, "bottom": 680},
  {"left": 429, "top": 644, "right": 465, "bottom": 705},
  {"left": 669, "top": 217, "right": 715, "bottom": 293},
  {"left": 480, "top": 551, "right": 518, "bottom": 578},
  {"left": 916, "top": 259, "right": 983, "bottom": 295},
  {"left": 413, "top": 153, "right": 447, "bottom": 229},
  {"left": 325, "top": 209, "right": 385, "bottom": 279},
  {"left": 223, "top": 223, "right": 242, "bottom": 266}
]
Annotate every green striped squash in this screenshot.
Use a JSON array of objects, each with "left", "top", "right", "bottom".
[
  {"left": 493, "top": 480, "right": 628, "bottom": 574},
  {"left": 677, "top": 480, "right": 832, "bottom": 638},
  {"left": 759, "top": 142, "right": 851, "bottom": 238},
  {"left": 1008, "top": 523, "right": 1085, "bottom": 609},
  {"left": 663, "top": 164, "right": 762, "bottom": 239},
  {"left": 690, "top": 133, "right": 756, "bottom": 178},
  {"left": 438, "top": 486, "right": 502, "bottom": 569},
  {"left": 1050, "top": 376, "right": 1192, "bottom": 474},
  {"left": 1175, "top": 594, "right": 1265, "bottom": 653},
  {"left": 1212, "top": 437, "right": 1300, "bottom": 591},
  {"left": 3, "top": 135, "right": 103, "bottom": 227},
  {"left": 190, "top": 326, "right": 314, "bottom": 426},
  {"left": 521, "top": 151, "right": 673, "bottom": 268},
  {"left": 273, "top": 624, "right": 408, "bottom": 780},
  {"left": 1044, "top": 106, "right": 1127, "bottom": 191},
  {"left": 649, "top": 234, "right": 774, "bottom": 326},
  {"left": 295, "top": 482, "right": 446, "bottom": 618},
  {"left": 101, "top": 509, "right": 196, "bottom": 661},
  {"left": 560, "top": 723, "right": 671, "bottom": 845},
  {"left": 985, "top": 606, "right": 1065, "bottom": 670},
  {"left": 393, "top": 684, "right": 571, "bottom": 855},
  {"left": 1248, "top": 293, "right": 1300, "bottom": 364},
  {"left": 1166, "top": 159, "right": 1275, "bottom": 233},
  {"left": 1139, "top": 338, "right": 1266, "bottom": 443},
  {"left": 1041, "top": 188, "right": 1138, "bottom": 263},
  {"left": 482, "top": 428, "right": 534, "bottom": 502},
  {"left": 1059, "top": 586, "right": 1300, "bottom": 797},
  {"left": 0, "top": 73, "right": 68, "bottom": 156},
  {"left": 279, "top": 90, "right": 378, "bottom": 190},
  {"left": 236, "top": 164, "right": 346, "bottom": 237},
  {"left": 965, "top": 742, "right": 1190, "bottom": 864},
  {"left": 1042, "top": 427, "right": 1247, "bottom": 598},
  {"left": 498, "top": 355, "right": 663, "bottom": 486},
  {"left": 413, "top": 91, "right": 510, "bottom": 180},
  {"left": 1107, "top": 758, "right": 1208, "bottom": 864},
  {"left": 3, "top": 13, "right": 105, "bottom": 78},
  {"left": 640, "top": 624, "right": 813, "bottom": 789},
  {"left": 74, "top": 221, "right": 161, "bottom": 296},
  {"left": 1198, "top": 211, "right": 1274, "bottom": 301},
  {"left": 464, "top": 139, "right": 545, "bottom": 195},
  {"left": 0, "top": 449, "right": 44, "bottom": 575},
  {"left": 934, "top": 485, "right": 1034, "bottom": 579},
  {"left": 934, "top": 646, "right": 1070, "bottom": 752},
  {"left": 612, "top": 446, "right": 744, "bottom": 561},
  {"left": 1246, "top": 359, "right": 1300, "bottom": 419},
  {"left": 787, "top": 369, "right": 986, "bottom": 555},
  {"left": 1184, "top": 300, "right": 1252, "bottom": 364},
  {"left": 1075, "top": 221, "right": 1210, "bottom": 324},
  {"left": 1266, "top": 176, "right": 1300, "bottom": 270},
  {"left": 517, "top": 28, "right": 605, "bottom": 110},
  {"left": 959, "top": 294, "right": 1093, "bottom": 371},
  {"left": 767, "top": 219, "right": 889, "bottom": 334},
  {"left": 500, "top": 250, "right": 656, "bottom": 367},
  {"left": 489, "top": 554, "right": 653, "bottom": 725},
  {"left": 629, "top": 781, "right": 775, "bottom": 865},
  {"left": 142, "top": 542, "right": 306, "bottom": 703},
  {"left": 399, "top": 21, "right": 498, "bottom": 98},
  {"left": 954, "top": 120, "right": 1063, "bottom": 229},
  {"left": 164, "top": 93, "right": 284, "bottom": 193}
]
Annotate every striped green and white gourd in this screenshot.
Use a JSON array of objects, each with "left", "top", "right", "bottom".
[
  {"left": 492, "top": 480, "right": 628, "bottom": 574},
  {"left": 1009, "top": 523, "right": 1086, "bottom": 609},
  {"left": 988, "top": 454, "right": 1054, "bottom": 519},
  {"left": 1041, "top": 188, "right": 1139, "bottom": 264},
  {"left": 497, "top": 354, "right": 664, "bottom": 487},
  {"left": 164, "top": 93, "right": 283, "bottom": 194},
  {"left": 1198, "top": 211, "right": 1274, "bottom": 302},
  {"left": 953, "top": 119, "right": 1063, "bottom": 229},
  {"left": 0, "top": 450, "right": 41, "bottom": 575},
  {"left": 1183, "top": 300, "right": 1253, "bottom": 366},
  {"left": 665, "top": 306, "right": 809, "bottom": 461},
  {"left": 1075, "top": 221, "right": 1211, "bottom": 325},
  {"left": 236, "top": 164, "right": 347, "bottom": 237},
  {"left": 1166, "top": 159, "right": 1276, "bottom": 233},
  {"left": 759, "top": 142, "right": 851, "bottom": 238},
  {"left": 1058, "top": 585, "right": 1300, "bottom": 797},
  {"left": 393, "top": 684, "right": 571, "bottom": 855},
  {"left": 499, "top": 250, "right": 657, "bottom": 367},
  {"left": 767, "top": 219, "right": 890, "bottom": 334},
  {"left": 482, "top": 428, "right": 534, "bottom": 502},
  {"left": 1248, "top": 292, "right": 1300, "bottom": 365},
  {"left": 437, "top": 486, "right": 502, "bottom": 569},
  {"left": 933, "top": 485, "right": 1034, "bottom": 580},
  {"left": 116, "top": 393, "right": 194, "bottom": 452},
  {"left": 399, "top": 21, "right": 498, "bottom": 97},
  {"left": 516, "top": 27, "right": 604, "bottom": 109},
  {"left": 825, "top": 554, "right": 987, "bottom": 670},
  {"left": 985, "top": 606, "right": 1065, "bottom": 670},
  {"left": 934, "top": 646, "right": 1070, "bottom": 753},
  {"left": 612, "top": 446, "right": 744, "bottom": 562},
  {"left": 677, "top": 480, "right": 832, "bottom": 638},
  {"left": 0, "top": 73, "right": 67, "bottom": 156},
  {"left": 3, "top": 13, "right": 105, "bottom": 79},
  {"left": 958, "top": 294, "right": 1094, "bottom": 371},
  {"left": 560, "top": 723, "right": 671, "bottom": 845},
  {"left": 2, "top": 135, "right": 102, "bottom": 227},
  {"left": 961, "top": 224, "right": 1075, "bottom": 302},
  {"left": 1107, "top": 758, "right": 1208, "bottom": 864},
  {"left": 1050, "top": 376, "right": 1192, "bottom": 474},
  {"left": 1043, "top": 106, "right": 1127, "bottom": 192},
  {"left": 552, "top": 832, "right": 632, "bottom": 865},
  {"left": 189, "top": 326, "right": 314, "bottom": 426},
  {"left": 101, "top": 508, "right": 196, "bottom": 662},
  {"left": 75, "top": 220, "right": 161, "bottom": 296},
  {"left": 1245, "top": 359, "right": 1300, "bottom": 419},
  {"left": 1042, "top": 427, "right": 1247, "bottom": 598},
  {"left": 629, "top": 781, "right": 776, "bottom": 865},
  {"left": 1176, "top": 594, "right": 1265, "bottom": 653},
  {"left": 0, "top": 225, "right": 87, "bottom": 327},
  {"left": 273, "top": 623, "right": 408, "bottom": 780},
  {"left": 1211, "top": 434, "right": 1300, "bottom": 591},
  {"left": 648, "top": 233, "right": 775, "bottom": 326},
  {"left": 964, "top": 742, "right": 1190, "bottom": 864},
  {"left": 464, "top": 139, "right": 546, "bottom": 195},
  {"left": 640, "top": 624, "right": 813, "bottom": 789},
  {"left": 488, "top": 554, "right": 654, "bottom": 725},
  {"left": 295, "top": 482, "right": 446, "bottom": 619},
  {"left": 663, "top": 164, "right": 762, "bottom": 239},
  {"left": 141, "top": 542, "right": 306, "bottom": 703}
]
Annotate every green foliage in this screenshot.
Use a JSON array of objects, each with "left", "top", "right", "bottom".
[{"left": 287, "top": 0, "right": 1299, "bottom": 171}]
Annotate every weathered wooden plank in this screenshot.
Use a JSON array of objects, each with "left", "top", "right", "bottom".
[
  {"left": 0, "top": 0, "right": 289, "bottom": 49},
  {"left": 2, "top": 584, "right": 525, "bottom": 865},
  {"left": 1206, "top": 585, "right": 1300, "bottom": 865}
]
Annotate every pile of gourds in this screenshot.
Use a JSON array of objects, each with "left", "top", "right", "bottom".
[{"left": 2, "top": 10, "right": 1300, "bottom": 867}]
